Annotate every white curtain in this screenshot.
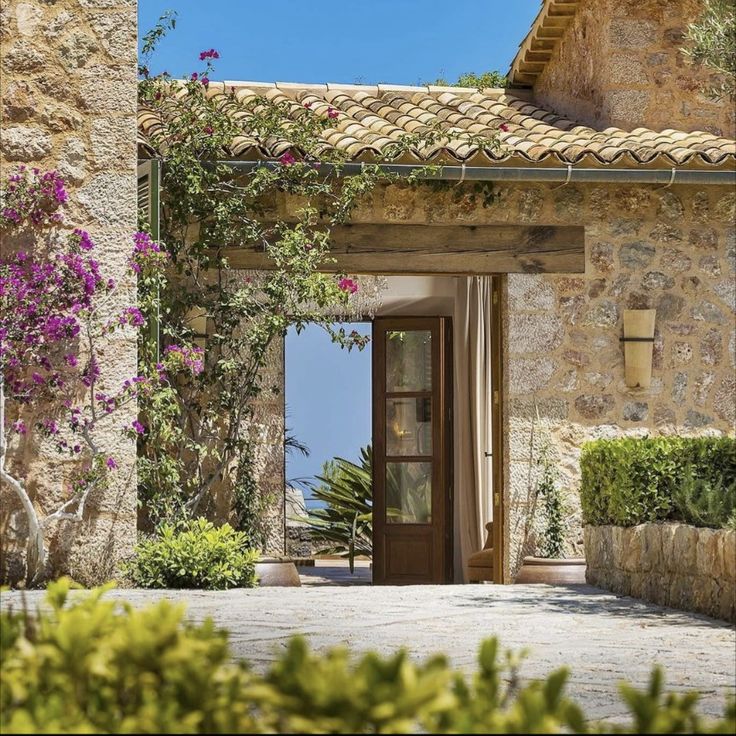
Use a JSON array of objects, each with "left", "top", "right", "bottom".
[{"left": 453, "top": 277, "right": 494, "bottom": 582}]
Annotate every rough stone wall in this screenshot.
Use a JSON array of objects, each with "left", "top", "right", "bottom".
[
  {"left": 271, "top": 182, "right": 734, "bottom": 581},
  {"left": 0, "top": 0, "right": 138, "bottom": 583},
  {"left": 533, "top": 0, "right": 735, "bottom": 137},
  {"left": 503, "top": 183, "right": 735, "bottom": 579},
  {"left": 585, "top": 523, "right": 736, "bottom": 622}
]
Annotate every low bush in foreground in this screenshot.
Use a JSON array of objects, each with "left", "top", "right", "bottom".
[
  {"left": 126, "top": 518, "right": 258, "bottom": 589},
  {"left": 1, "top": 579, "right": 734, "bottom": 734},
  {"left": 580, "top": 437, "right": 736, "bottom": 528}
]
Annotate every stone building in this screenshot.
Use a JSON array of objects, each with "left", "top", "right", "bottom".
[
  {"left": 2, "top": 0, "right": 735, "bottom": 589},
  {"left": 1, "top": 0, "right": 138, "bottom": 583}
]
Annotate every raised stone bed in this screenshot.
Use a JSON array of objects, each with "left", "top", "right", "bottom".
[{"left": 585, "top": 523, "right": 736, "bottom": 623}]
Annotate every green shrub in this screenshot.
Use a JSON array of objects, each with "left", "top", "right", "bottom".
[
  {"left": 580, "top": 437, "right": 736, "bottom": 527},
  {"left": 1, "top": 579, "right": 734, "bottom": 734},
  {"left": 127, "top": 518, "right": 258, "bottom": 589}
]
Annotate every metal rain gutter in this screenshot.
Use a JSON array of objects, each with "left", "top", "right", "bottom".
[{"left": 214, "top": 160, "right": 736, "bottom": 186}]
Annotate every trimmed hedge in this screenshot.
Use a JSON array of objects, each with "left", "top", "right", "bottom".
[
  {"left": 580, "top": 437, "right": 736, "bottom": 528},
  {"left": 1, "top": 579, "right": 734, "bottom": 734}
]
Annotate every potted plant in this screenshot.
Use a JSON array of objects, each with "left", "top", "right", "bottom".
[{"left": 515, "top": 428, "right": 586, "bottom": 585}]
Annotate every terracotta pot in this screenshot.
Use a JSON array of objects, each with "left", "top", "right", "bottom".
[
  {"left": 255, "top": 557, "right": 302, "bottom": 587},
  {"left": 514, "top": 556, "right": 586, "bottom": 585}
]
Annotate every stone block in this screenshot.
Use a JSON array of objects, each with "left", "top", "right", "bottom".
[
  {"left": 673, "top": 524, "right": 698, "bottom": 574},
  {"left": 669, "top": 574, "right": 696, "bottom": 611},
  {"left": 508, "top": 357, "right": 555, "bottom": 395},
  {"left": 574, "top": 394, "right": 615, "bottom": 420},
  {"left": 507, "top": 275, "right": 554, "bottom": 310},
  {"left": 508, "top": 313, "right": 563, "bottom": 354},
  {"left": 1, "top": 125, "right": 52, "bottom": 161},
  {"left": 80, "top": 65, "right": 137, "bottom": 114},
  {"left": 696, "top": 528, "right": 718, "bottom": 579},
  {"left": 717, "top": 583, "right": 736, "bottom": 622},
  {"left": 640, "top": 523, "right": 662, "bottom": 572},
  {"left": 621, "top": 526, "right": 643, "bottom": 572},
  {"left": 723, "top": 530, "right": 736, "bottom": 582}
]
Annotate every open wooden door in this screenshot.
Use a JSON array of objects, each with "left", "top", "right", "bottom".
[{"left": 372, "top": 317, "right": 452, "bottom": 584}]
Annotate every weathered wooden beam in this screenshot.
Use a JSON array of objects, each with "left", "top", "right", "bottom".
[{"left": 222, "top": 223, "right": 585, "bottom": 274}]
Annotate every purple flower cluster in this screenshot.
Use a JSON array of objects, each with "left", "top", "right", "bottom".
[
  {"left": 0, "top": 167, "right": 68, "bottom": 229},
  {"left": 129, "top": 231, "right": 168, "bottom": 275},
  {"left": 338, "top": 277, "right": 359, "bottom": 295},
  {"left": 119, "top": 306, "right": 145, "bottom": 328},
  {"left": 199, "top": 48, "right": 220, "bottom": 61},
  {"left": 0, "top": 239, "right": 105, "bottom": 400},
  {"left": 164, "top": 343, "right": 205, "bottom": 375}
]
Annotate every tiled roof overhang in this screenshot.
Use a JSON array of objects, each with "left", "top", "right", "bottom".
[
  {"left": 138, "top": 82, "right": 736, "bottom": 170},
  {"left": 508, "top": 0, "right": 582, "bottom": 88}
]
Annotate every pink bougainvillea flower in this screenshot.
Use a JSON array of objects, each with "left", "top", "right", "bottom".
[
  {"left": 154, "top": 91, "right": 162, "bottom": 101},
  {"left": 118, "top": 307, "right": 145, "bottom": 328},
  {"left": 12, "top": 420, "right": 27, "bottom": 434},
  {"left": 164, "top": 344, "right": 205, "bottom": 375},
  {"left": 200, "top": 76, "right": 209, "bottom": 86},
  {"left": 106, "top": 457, "right": 118, "bottom": 470},
  {"left": 499, "top": 123, "right": 509, "bottom": 132},
  {"left": 303, "top": 101, "right": 312, "bottom": 109},
  {"left": 131, "top": 419, "right": 146, "bottom": 435},
  {"left": 279, "top": 151, "right": 296, "bottom": 166},
  {"left": 327, "top": 107, "right": 339, "bottom": 119},
  {"left": 203, "top": 125, "right": 214, "bottom": 135},
  {"left": 199, "top": 48, "right": 220, "bottom": 61},
  {"left": 191, "top": 72, "right": 199, "bottom": 81},
  {"left": 338, "top": 277, "right": 358, "bottom": 294},
  {"left": 72, "top": 228, "right": 94, "bottom": 251}
]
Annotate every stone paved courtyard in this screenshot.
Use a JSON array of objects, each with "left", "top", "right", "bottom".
[{"left": 3, "top": 579, "right": 734, "bottom": 724}]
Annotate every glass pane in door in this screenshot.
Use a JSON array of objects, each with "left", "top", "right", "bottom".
[
  {"left": 386, "top": 461, "right": 432, "bottom": 524},
  {"left": 386, "top": 397, "right": 432, "bottom": 456},
  {"left": 386, "top": 330, "right": 432, "bottom": 391}
]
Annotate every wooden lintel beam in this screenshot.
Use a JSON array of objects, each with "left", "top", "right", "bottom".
[{"left": 221, "top": 223, "right": 585, "bottom": 275}]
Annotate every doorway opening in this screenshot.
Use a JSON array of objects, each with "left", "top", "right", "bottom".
[
  {"left": 283, "top": 275, "right": 504, "bottom": 586},
  {"left": 285, "top": 321, "right": 373, "bottom": 585}
]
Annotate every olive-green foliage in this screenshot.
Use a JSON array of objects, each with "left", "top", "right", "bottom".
[
  {"left": 534, "top": 435, "right": 567, "bottom": 559},
  {"left": 683, "top": 0, "right": 736, "bottom": 100},
  {"left": 580, "top": 437, "right": 736, "bottom": 528},
  {"left": 303, "top": 446, "right": 373, "bottom": 571},
  {"left": 431, "top": 70, "right": 507, "bottom": 89},
  {"left": 127, "top": 518, "right": 258, "bottom": 589},
  {"left": 2, "top": 580, "right": 735, "bottom": 734}
]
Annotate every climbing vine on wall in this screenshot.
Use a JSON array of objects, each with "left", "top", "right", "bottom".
[{"left": 135, "top": 13, "right": 504, "bottom": 533}]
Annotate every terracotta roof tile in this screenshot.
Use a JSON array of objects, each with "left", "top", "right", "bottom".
[{"left": 138, "top": 81, "right": 736, "bottom": 169}]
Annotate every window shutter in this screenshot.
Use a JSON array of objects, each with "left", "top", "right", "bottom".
[{"left": 137, "top": 160, "right": 161, "bottom": 360}]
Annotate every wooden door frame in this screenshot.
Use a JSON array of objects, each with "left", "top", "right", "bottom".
[
  {"left": 372, "top": 317, "right": 453, "bottom": 584},
  {"left": 490, "top": 275, "right": 506, "bottom": 584}
]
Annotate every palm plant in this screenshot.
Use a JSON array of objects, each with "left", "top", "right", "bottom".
[{"left": 301, "top": 446, "right": 372, "bottom": 572}]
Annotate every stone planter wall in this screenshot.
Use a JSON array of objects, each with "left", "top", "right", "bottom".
[{"left": 585, "top": 523, "right": 736, "bottom": 622}]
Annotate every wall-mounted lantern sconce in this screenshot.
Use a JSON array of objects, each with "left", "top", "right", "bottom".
[
  {"left": 621, "top": 309, "right": 656, "bottom": 388},
  {"left": 186, "top": 307, "right": 208, "bottom": 351}
]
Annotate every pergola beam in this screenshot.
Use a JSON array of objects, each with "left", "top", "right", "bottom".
[{"left": 222, "top": 223, "right": 585, "bottom": 274}]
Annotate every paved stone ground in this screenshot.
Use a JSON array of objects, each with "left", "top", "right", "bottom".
[{"left": 2, "top": 580, "right": 734, "bottom": 724}]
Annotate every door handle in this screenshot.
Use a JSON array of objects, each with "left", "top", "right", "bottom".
[{"left": 484, "top": 451, "right": 492, "bottom": 458}]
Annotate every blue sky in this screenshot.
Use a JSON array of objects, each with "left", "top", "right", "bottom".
[
  {"left": 138, "top": 0, "right": 540, "bottom": 485},
  {"left": 138, "top": 0, "right": 540, "bottom": 86}
]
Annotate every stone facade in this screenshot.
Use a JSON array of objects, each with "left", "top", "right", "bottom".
[
  {"left": 267, "top": 180, "right": 735, "bottom": 580},
  {"left": 0, "top": 0, "right": 138, "bottom": 583},
  {"left": 503, "top": 183, "right": 734, "bottom": 578},
  {"left": 533, "top": 0, "right": 735, "bottom": 137},
  {"left": 585, "top": 523, "right": 736, "bottom": 622}
]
